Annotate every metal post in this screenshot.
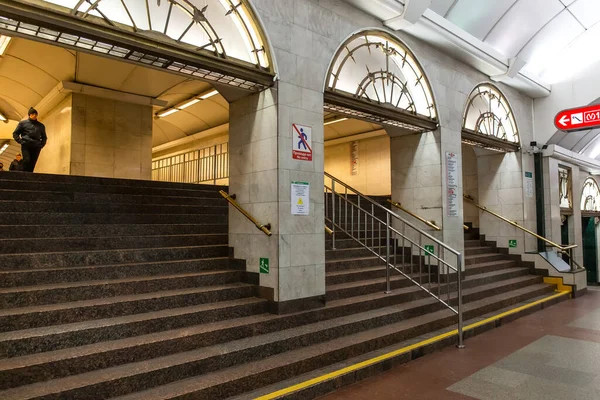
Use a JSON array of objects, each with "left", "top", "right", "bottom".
[
  {"left": 331, "top": 181, "right": 336, "bottom": 250},
  {"left": 457, "top": 253, "right": 465, "bottom": 349},
  {"left": 385, "top": 213, "right": 391, "bottom": 294},
  {"left": 213, "top": 145, "right": 218, "bottom": 185},
  {"left": 569, "top": 248, "right": 575, "bottom": 272}
]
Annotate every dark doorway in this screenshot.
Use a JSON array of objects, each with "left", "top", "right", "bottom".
[
  {"left": 561, "top": 216, "right": 569, "bottom": 263},
  {"left": 582, "top": 217, "right": 598, "bottom": 284}
]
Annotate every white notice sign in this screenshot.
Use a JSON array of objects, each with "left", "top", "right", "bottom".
[
  {"left": 446, "top": 152, "right": 459, "bottom": 217},
  {"left": 525, "top": 171, "right": 534, "bottom": 198},
  {"left": 291, "top": 182, "right": 310, "bottom": 216}
]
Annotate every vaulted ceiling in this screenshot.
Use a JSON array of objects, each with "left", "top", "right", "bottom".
[{"left": 0, "top": 36, "right": 229, "bottom": 157}]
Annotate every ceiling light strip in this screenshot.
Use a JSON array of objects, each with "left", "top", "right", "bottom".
[{"left": 155, "top": 89, "right": 220, "bottom": 118}]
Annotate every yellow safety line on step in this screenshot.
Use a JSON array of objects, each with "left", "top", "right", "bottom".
[
  {"left": 543, "top": 276, "right": 572, "bottom": 293},
  {"left": 254, "top": 290, "right": 571, "bottom": 400}
]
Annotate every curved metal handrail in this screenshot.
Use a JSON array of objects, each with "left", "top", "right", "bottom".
[
  {"left": 387, "top": 199, "right": 442, "bottom": 231},
  {"left": 219, "top": 190, "right": 272, "bottom": 237}
]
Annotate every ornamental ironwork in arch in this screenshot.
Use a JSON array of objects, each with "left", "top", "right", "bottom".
[
  {"left": 581, "top": 178, "right": 600, "bottom": 212},
  {"left": 462, "top": 84, "right": 519, "bottom": 151},
  {"left": 26, "top": 0, "right": 271, "bottom": 71},
  {"left": 325, "top": 31, "right": 438, "bottom": 133}
]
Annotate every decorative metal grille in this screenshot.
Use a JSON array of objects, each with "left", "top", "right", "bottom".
[
  {"left": 0, "top": 16, "right": 267, "bottom": 90},
  {"left": 559, "top": 166, "right": 572, "bottom": 210},
  {"left": 35, "top": 0, "right": 270, "bottom": 69},
  {"left": 581, "top": 177, "right": 600, "bottom": 212},
  {"left": 327, "top": 32, "right": 437, "bottom": 120},
  {"left": 463, "top": 83, "right": 519, "bottom": 144}
]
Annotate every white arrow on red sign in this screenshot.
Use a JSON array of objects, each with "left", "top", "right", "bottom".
[{"left": 555, "top": 104, "right": 600, "bottom": 132}]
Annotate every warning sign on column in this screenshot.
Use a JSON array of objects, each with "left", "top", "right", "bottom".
[
  {"left": 291, "top": 181, "right": 310, "bottom": 216},
  {"left": 292, "top": 123, "right": 313, "bottom": 161}
]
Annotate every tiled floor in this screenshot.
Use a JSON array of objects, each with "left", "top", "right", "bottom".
[{"left": 320, "top": 288, "right": 600, "bottom": 400}]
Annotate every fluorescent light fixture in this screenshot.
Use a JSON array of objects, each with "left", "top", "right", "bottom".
[
  {"left": 199, "top": 90, "right": 219, "bottom": 100},
  {"left": 0, "top": 113, "right": 6, "bottom": 122},
  {"left": 0, "top": 35, "right": 11, "bottom": 56},
  {"left": 324, "top": 117, "right": 348, "bottom": 126},
  {"left": 178, "top": 98, "right": 201, "bottom": 110},
  {"left": 0, "top": 143, "right": 8, "bottom": 155},
  {"left": 157, "top": 109, "right": 179, "bottom": 118}
]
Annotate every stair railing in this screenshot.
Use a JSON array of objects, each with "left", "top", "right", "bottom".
[
  {"left": 219, "top": 191, "right": 272, "bottom": 237},
  {"left": 325, "top": 172, "right": 464, "bottom": 347},
  {"left": 463, "top": 194, "right": 582, "bottom": 272},
  {"left": 387, "top": 199, "right": 442, "bottom": 231}
]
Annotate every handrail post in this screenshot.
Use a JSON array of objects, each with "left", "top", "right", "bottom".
[
  {"left": 331, "top": 180, "right": 336, "bottom": 250},
  {"left": 385, "top": 212, "right": 391, "bottom": 294},
  {"left": 457, "top": 253, "right": 465, "bottom": 349},
  {"left": 568, "top": 248, "right": 575, "bottom": 272},
  {"left": 213, "top": 145, "right": 218, "bottom": 185}
]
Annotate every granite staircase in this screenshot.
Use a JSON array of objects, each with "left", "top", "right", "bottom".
[{"left": 0, "top": 174, "right": 564, "bottom": 400}]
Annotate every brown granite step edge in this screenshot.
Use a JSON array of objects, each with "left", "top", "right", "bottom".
[
  {"left": 233, "top": 290, "right": 570, "bottom": 400},
  {"left": 107, "top": 284, "right": 562, "bottom": 400}
]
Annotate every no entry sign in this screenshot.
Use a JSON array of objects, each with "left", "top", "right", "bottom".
[{"left": 555, "top": 104, "right": 600, "bottom": 132}]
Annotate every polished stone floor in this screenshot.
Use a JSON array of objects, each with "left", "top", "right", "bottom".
[{"left": 321, "top": 288, "right": 600, "bottom": 400}]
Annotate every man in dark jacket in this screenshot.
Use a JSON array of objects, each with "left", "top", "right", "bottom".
[
  {"left": 13, "top": 107, "right": 47, "bottom": 172},
  {"left": 9, "top": 153, "right": 23, "bottom": 171}
]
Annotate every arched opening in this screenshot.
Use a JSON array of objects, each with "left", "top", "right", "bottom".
[
  {"left": 581, "top": 177, "right": 600, "bottom": 284},
  {"left": 462, "top": 83, "right": 520, "bottom": 152},
  {"left": 0, "top": 0, "right": 274, "bottom": 89},
  {"left": 0, "top": 0, "right": 276, "bottom": 180},
  {"left": 323, "top": 29, "right": 438, "bottom": 199}
]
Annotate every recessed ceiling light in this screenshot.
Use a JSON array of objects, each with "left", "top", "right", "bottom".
[
  {"left": 157, "top": 109, "right": 179, "bottom": 118},
  {"left": 324, "top": 117, "right": 348, "bottom": 126},
  {"left": 0, "top": 35, "right": 11, "bottom": 56},
  {"left": 199, "top": 90, "right": 219, "bottom": 100},
  {"left": 178, "top": 98, "right": 201, "bottom": 109}
]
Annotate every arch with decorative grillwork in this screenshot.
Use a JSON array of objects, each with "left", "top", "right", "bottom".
[
  {"left": 0, "top": 0, "right": 274, "bottom": 90},
  {"left": 325, "top": 30, "right": 438, "bottom": 133},
  {"left": 581, "top": 178, "right": 600, "bottom": 213},
  {"left": 462, "top": 83, "right": 520, "bottom": 152}
]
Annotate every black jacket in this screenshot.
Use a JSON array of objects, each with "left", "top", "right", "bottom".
[
  {"left": 13, "top": 118, "right": 47, "bottom": 148},
  {"left": 9, "top": 159, "right": 24, "bottom": 171}
]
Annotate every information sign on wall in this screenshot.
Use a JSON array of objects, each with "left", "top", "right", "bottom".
[
  {"left": 291, "top": 181, "right": 310, "bottom": 215},
  {"left": 525, "top": 171, "right": 534, "bottom": 198},
  {"left": 446, "top": 152, "right": 459, "bottom": 217}
]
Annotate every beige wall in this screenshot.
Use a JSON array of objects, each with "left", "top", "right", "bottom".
[
  {"left": 36, "top": 95, "right": 72, "bottom": 175},
  {"left": 462, "top": 144, "right": 479, "bottom": 228},
  {"left": 70, "top": 93, "right": 153, "bottom": 179},
  {"left": 324, "top": 135, "right": 391, "bottom": 195}
]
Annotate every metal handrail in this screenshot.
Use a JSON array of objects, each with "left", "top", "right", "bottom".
[
  {"left": 325, "top": 172, "right": 464, "bottom": 347},
  {"left": 219, "top": 191, "right": 272, "bottom": 237},
  {"left": 464, "top": 194, "right": 582, "bottom": 271},
  {"left": 387, "top": 199, "right": 442, "bottom": 231}
]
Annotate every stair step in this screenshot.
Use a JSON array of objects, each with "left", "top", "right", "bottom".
[
  {"left": 326, "top": 275, "right": 420, "bottom": 301},
  {"left": 0, "top": 189, "right": 224, "bottom": 205},
  {"left": 465, "top": 253, "right": 506, "bottom": 265},
  {"left": 0, "top": 201, "right": 226, "bottom": 215},
  {"left": 0, "top": 257, "right": 242, "bottom": 288},
  {"left": 20, "top": 283, "right": 552, "bottom": 400},
  {"left": 0, "top": 283, "right": 256, "bottom": 332},
  {"left": 0, "top": 178, "right": 224, "bottom": 198},
  {"left": 0, "top": 172, "right": 225, "bottom": 192},
  {"left": 0, "top": 245, "right": 230, "bottom": 270},
  {"left": 465, "top": 259, "right": 518, "bottom": 275},
  {"left": 465, "top": 246, "right": 497, "bottom": 256},
  {"left": 0, "top": 212, "right": 227, "bottom": 225},
  {"left": 0, "top": 224, "right": 227, "bottom": 239},
  {"left": 0, "top": 298, "right": 268, "bottom": 358},
  {"left": 326, "top": 256, "right": 385, "bottom": 272},
  {"left": 0, "top": 270, "right": 244, "bottom": 308},
  {"left": 326, "top": 265, "right": 387, "bottom": 284},
  {"left": 0, "top": 234, "right": 227, "bottom": 254}
]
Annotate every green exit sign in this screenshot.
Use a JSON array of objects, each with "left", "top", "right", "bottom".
[
  {"left": 259, "top": 258, "right": 269, "bottom": 274},
  {"left": 424, "top": 245, "right": 434, "bottom": 256},
  {"left": 509, "top": 240, "right": 517, "bottom": 248}
]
